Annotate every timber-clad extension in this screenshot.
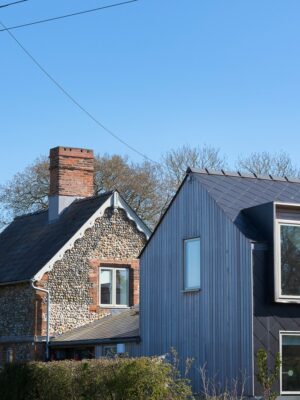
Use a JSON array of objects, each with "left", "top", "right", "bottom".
[{"left": 140, "top": 168, "right": 300, "bottom": 397}]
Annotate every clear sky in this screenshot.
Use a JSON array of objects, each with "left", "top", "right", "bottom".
[{"left": 1, "top": 0, "right": 300, "bottom": 183}]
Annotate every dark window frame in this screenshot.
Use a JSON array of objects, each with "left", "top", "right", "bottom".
[{"left": 183, "top": 237, "right": 201, "bottom": 291}]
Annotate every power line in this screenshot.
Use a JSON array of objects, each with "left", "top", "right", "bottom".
[
  {"left": 0, "top": 19, "right": 160, "bottom": 165},
  {"left": 0, "top": 0, "right": 138, "bottom": 32},
  {"left": 0, "top": 0, "right": 28, "bottom": 9}
]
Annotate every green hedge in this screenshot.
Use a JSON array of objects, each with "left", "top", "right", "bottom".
[{"left": 0, "top": 357, "right": 192, "bottom": 400}]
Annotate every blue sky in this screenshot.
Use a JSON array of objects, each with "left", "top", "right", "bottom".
[{"left": 1, "top": 0, "right": 300, "bottom": 183}]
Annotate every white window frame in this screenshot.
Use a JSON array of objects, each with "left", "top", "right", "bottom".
[
  {"left": 183, "top": 237, "right": 201, "bottom": 291},
  {"left": 280, "top": 331, "right": 300, "bottom": 395},
  {"left": 275, "top": 220, "right": 300, "bottom": 303},
  {"left": 99, "top": 267, "right": 129, "bottom": 308}
]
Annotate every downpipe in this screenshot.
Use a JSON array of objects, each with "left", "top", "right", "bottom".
[{"left": 31, "top": 280, "right": 50, "bottom": 361}]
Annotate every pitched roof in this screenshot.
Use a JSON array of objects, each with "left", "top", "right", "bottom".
[
  {"left": 191, "top": 168, "right": 300, "bottom": 239},
  {"left": 50, "top": 307, "right": 139, "bottom": 346},
  {"left": 0, "top": 193, "right": 113, "bottom": 285},
  {"left": 140, "top": 168, "right": 300, "bottom": 256}
]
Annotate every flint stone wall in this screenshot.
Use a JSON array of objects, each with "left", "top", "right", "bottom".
[{"left": 44, "top": 208, "right": 146, "bottom": 335}]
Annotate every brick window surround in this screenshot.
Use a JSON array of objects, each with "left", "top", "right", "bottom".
[{"left": 88, "top": 259, "right": 139, "bottom": 313}]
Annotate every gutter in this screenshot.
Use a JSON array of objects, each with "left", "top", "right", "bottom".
[
  {"left": 0, "top": 279, "right": 30, "bottom": 286},
  {"left": 31, "top": 280, "right": 51, "bottom": 361},
  {"left": 49, "top": 336, "right": 141, "bottom": 348}
]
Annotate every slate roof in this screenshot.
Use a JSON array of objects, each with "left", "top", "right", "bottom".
[
  {"left": 50, "top": 307, "right": 139, "bottom": 346},
  {"left": 0, "top": 192, "right": 112, "bottom": 284},
  {"left": 190, "top": 168, "right": 300, "bottom": 240}
]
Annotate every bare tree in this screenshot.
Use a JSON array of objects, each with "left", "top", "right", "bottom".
[
  {"left": 161, "top": 144, "right": 227, "bottom": 196},
  {"left": 236, "top": 151, "right": 300, "bottom": 178},
  {"left": 0, "top": 154, "right": 162, "bottom": 229},
  {"left": 2, "top": 146, "right": 299, "bottom": 231},
  {"left": 0, "top": 156, "right": 49, "bottom": 226},
  {"left": 94, "top": 154, "right": 163, "bottom": 227}
]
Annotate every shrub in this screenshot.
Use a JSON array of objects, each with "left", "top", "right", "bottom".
[
  {"left": 256, "top": 348, "right": 281, "bottom": 400},
  {"left": 0, "top": 357, "right": 192, "bottom": 400}
]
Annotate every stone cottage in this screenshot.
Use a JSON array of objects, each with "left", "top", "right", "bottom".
[{"left": 0, "top": 146, "right": 150, "bottom": 363}]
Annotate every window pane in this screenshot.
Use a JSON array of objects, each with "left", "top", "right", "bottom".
[
  {"left": 116, "top": 269, "right": 129, "bottom": 305},
  {"left": 103, "top": 345, "right": 117, "bottom": 357},
  {"left": 281, "top": 225, "right": 300, "bottom": 296},
  {"left": 282, "top": 335, "right": 300, "bottom": 392},
  {"left": 101, "top": 269, "right": 112, "bottom": 304},
  {"left": 184, "top": 238, "right": 200, "bottom": 290}
]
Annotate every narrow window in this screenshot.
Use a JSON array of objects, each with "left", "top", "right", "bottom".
[
  {"left": 100, "top": 267, "right": 129, "bottom": 307},
  {"left": 116, "top": 269, "right": 129, "bottom": 306},
  {"left": 5, "top": 349, "right": 13, "bottom": 364},
  {"left": 280, "top": 224, "right": 300, "bottom": 296},
  {"left": 184, "top": 238, "right": 200, "bottom": 290},
  {"left": 281, "top": 333, "right": 300, "bottom": 393}
]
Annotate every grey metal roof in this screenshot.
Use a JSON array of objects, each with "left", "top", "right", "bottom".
[
  {"left": 0, "top": 192, "right": 112, "bottom": 284},
  {"left": 50, "top": 307, "right": 139, "bottom": 346},
  {"left": 140, "top": 168, "right": 300, "bottom": 257},
  {"left": 190, "top": 168, "right": 300, "bottom": 239}
]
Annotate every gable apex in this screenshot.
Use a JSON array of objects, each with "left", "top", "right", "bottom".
[{"left": 33, "top": 191, "right": 151, "bottom": 281}]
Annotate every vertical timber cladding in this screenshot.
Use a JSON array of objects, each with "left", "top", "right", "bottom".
[
  {"left": 252, "top": 246, "right": 300, "bottom": 395},
  {"left": 140, "top": 175, "right": 253, "bottom": 395}
]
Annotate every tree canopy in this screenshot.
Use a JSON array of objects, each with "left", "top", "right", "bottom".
[{"left": 1, "top": 145, "right": 299, "bottom": 229}]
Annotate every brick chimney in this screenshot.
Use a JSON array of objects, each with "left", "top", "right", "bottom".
[{"left": 48, "top": 146, "right": 94, "bottom": 221}]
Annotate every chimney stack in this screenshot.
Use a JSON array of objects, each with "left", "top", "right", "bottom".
[{"left": 48, "top": 146, "right": 94, "bottom": 221}]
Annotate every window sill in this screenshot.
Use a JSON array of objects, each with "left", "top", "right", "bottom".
[
  {"left": 100, "top": 305, "right": 130, "bottom": 309},
  {"left": 275, "top": 296, "right": 300, "bottom": 304},
  {"left": 181, "top": 288, "right": 201, "bottom": 293}
]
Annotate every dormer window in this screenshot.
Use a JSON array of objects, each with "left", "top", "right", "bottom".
[
  {"left": 279, "top": 223, "right": 300, "bottom": 297},
  {"left": 275, "top": 204, "right": 300, "bottom": 302}
]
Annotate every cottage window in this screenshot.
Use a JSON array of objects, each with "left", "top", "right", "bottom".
[
  {"left": 100, "top": 267, "right": 129, "bottom": 307},
  {"left": 183, "top": 238, "right": 201, "bottom": 290},
  {"left": 277, "top": 222, "right": 300, "bottom": 298},
  {"left": 280, "top": 332, "right": 300, "bottom": 394},
  {"left": 103, "top": 345, "right": 117, "bottom": 357}
]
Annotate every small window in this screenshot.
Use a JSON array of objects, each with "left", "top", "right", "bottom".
[
  {"left": 5, "top": 348, "right": 13, "bottom": 364},
  {"left": 281, "top": 333, "right": 300, "bottom": 394},
  {"left": 184, "top": 238, "right": 200, "bottom": 290},
  {"left": 279, "top": 223, "right": 300, "bottom": 297},
  {"left": 100, "top": 267, "right": 129, "bottom": 307},
  {"left": 103, "top": 345, "right": 117, "bottom": 358}
]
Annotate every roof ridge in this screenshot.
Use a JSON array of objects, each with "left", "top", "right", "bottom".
[
  {"left": 13, "top": 192, "right": 114, "bottom": 220},
  {"left": 187, "top": 167, "right": 300, "bottom": 183},
  {"left": 72, "top": 191, "right": 114, "bottom": 205}
]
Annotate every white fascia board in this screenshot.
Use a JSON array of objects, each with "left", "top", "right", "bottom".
[
  {"left": 33, "top": 192, "right": 150, "bottom": 282},
  {"left": 116, "top": 193, "right": 151, "bottom": 239}
]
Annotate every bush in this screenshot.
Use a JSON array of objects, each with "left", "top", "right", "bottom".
[
  {"left": 0, "top": 357, "right": 192, "bottom": 400},
  {"left": 256, "top": 348, "right": 280, "bottom": 400}
]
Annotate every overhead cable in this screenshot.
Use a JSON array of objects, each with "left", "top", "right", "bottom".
[
  {"left": 0, "top": 0, "right": 138, "bottom": 32},
  {"left": 0, "top": 19, "right": 159, "bottom": 165},
  {"left": 0, "top": 0, "right": 28, "bottom": 9}
]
